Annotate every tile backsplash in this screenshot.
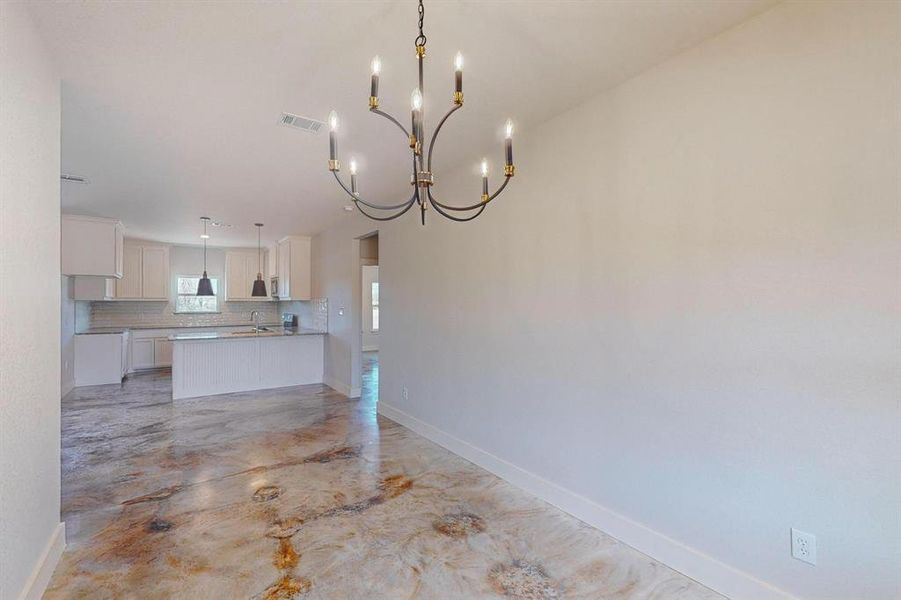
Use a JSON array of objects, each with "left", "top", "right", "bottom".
[
  {"left": 281, "top": 299, "right": 329, "bottom": 333},
  {"left": 82, "top": 298, "right": 328, "bottom": 331}
]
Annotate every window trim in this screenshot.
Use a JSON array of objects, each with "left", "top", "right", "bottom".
[
  {"left": 174, "top": 275, "right": 221, "bottom": 314},
  {"left": 370, "top": 281, "right": 379, "bottom": 332}
]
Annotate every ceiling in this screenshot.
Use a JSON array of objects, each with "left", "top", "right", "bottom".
[{"left": 29, "top": 0, "right": 777, "bottom": 247}]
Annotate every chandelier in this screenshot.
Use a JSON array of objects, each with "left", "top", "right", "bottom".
[{"left": 327, "top": 0, "right": 515, "bottom": 225}]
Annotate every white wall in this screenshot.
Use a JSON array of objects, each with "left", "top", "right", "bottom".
[
  {"left": 0, "top": 3, "right": 65, "bottom": 599},
  {"left": 317, "top": 2, "right": 901, "bottom": 598},
  {"left": 61, "top": 276, "right": 75, "bottom": 397},
  {"left": 312, "top": 218, "right": 379, "bottom": 397}
]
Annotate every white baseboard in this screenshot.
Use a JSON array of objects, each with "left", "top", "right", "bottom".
[
  {"left": 20, "top": 521, "right": 65, "bottom": 600},
  {"left": 61, "top": 379, "right": 75, "bottom": 399},
  {"left": 377, "top": 402, "right": 794, "bottom": 600},
  {"left": 323, "top": 376, "right": 361, "bottom": 399}
]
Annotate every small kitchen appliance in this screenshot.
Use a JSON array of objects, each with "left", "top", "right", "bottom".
[{"left": 282, "top": 313, "right": 298, "bottom": 330}]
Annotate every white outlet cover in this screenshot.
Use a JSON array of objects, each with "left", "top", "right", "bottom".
[{"left": 791, "top": 528, "right": 817, "bottom": 565}]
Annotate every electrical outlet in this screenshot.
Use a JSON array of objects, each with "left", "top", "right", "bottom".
[
  {"left": 791, "top": 528, "right": 816, "bottom": 565},
  {"left": 402, "top": 386, "right": 408, "bottom": 401}
]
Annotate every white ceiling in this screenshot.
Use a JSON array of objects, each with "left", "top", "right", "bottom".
[{"left": 29, "top": 0, "right": 777, "bottom": 247}]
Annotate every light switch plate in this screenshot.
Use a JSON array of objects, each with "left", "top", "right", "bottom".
[{"left": 791, "top": 528, "right": 816, "bottom": 565}]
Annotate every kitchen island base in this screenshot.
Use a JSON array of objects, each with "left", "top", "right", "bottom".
[{"left": 171, "top": 332, "right": 324, "bottom": 400}]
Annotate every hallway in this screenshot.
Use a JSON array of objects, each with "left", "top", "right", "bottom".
[{"left": 362, "top": 350, "right": 378, "bottom": 404}]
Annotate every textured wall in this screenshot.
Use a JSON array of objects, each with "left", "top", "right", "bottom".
[
  {"left": 372, "top": 2, "right": 899, "bottom": 598},
  {"left": 0, "top": 3, "right": 63, "bottom": 597}
]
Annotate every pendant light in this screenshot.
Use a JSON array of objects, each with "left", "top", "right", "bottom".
[
  {"left": 196, "top": 217, "right": 215, "bottom": 296},
  {"left": 251, "top": 223, "right": 267, "bottom": 297}
]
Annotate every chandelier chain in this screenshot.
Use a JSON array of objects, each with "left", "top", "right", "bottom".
[{"left": 415, "top": 0, "right": 426, "bottom": 48}]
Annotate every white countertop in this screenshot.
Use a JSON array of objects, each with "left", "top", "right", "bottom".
[{"left": 168, "top": 328, "right": 326, "bottom": 341}]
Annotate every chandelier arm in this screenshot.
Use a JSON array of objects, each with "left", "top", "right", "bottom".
[
  {"left": 352, "top": 195, "right": 418, "bottom": 221},
  {"left": 427, "top": 193, "right": 487, "bottom": 222},
  {"left": 370, "top": 108, "right": 411, "bottom": 139},
  {"left": 427, "top": 176, "right": 510, "bottom": 211},
  {"left": 426, "top": 104, "right": 462, "bottom": 172},
  {"left": 332, "top": 171, "right": 417, "bottom": 210}
]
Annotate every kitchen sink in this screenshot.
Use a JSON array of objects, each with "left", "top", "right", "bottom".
[{"left": 229, "top": 328, "right": 276, "bottom": 336}]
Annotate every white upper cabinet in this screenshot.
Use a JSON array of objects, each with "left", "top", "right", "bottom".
[
  {"left": 225, "top": 250, "right": 270, "bottom": 301},
  {"left": 116, "top": 244, "right": 142, "bottom": 298},
  {"left": 277, "top": 236, "right": 311, "bottom": 301},
  {"left": 140, "top": 246, "right": 169, "bottom": 299},
  {"left": 61, "top": 215, "right": 124, "bottom": 277},
  {"left": 267, "top": 243, "right": 278, "bottom": 281},
  {"left": 73, "top": 276, "right": 116, "bottom": 301},
  {"left": 115, "top": 241, "right": 169, "bottom": 301}
]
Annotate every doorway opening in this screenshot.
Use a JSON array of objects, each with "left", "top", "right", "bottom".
[{"left": 359, "top": 233, "right": 379, "bottom": 404}]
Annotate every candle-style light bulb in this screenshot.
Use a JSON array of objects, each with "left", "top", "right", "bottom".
[
  {"left": 411, "top": 88, "right": 423, "bottom": 144},
  {"left": 504, "top": 119, "right": 514, "bottom": 173},
  {"left": 328, "top": 110, "right": 339, "bottom": 167},
  {"left": 454, "top": 52, "right": 464, "bottom": 98},
  {"left": 350, "top": 158, "right": 358, "bottom": 195},
  {"left": 480, "top": 158, "right": 489, "bottom": 200},
  {"left": 480, "top": 159, "right": 488, "bottom": 178},
  {"left": 370, "top": 56, "right": 381, "bottom": 102}
]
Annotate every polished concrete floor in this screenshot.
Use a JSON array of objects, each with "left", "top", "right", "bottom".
[{"left": 46, "top": 355, "right": 719, "bottom": 599}]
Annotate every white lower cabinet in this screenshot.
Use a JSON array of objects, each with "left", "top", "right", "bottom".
[
  {"left": 74, "top": 332, "right": 128, "bottom": 386},
  {"left": 154, "top": 338, "right": 173, "bottom": 367},
  {"left": 132, "top": 338, "right": 155, "bottom": 370},
  {"left": 129, "top": 331, "right": 201, "bottom": 371}
]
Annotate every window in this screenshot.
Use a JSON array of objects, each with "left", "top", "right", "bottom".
[
  {"left": 371, "top": 282, "right": 379, "bottom": 331},
  {"left": 176, "top": 276, "right": 219, "bottom": 313}
]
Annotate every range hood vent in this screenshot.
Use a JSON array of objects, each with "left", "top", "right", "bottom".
[{"left": 278, "top": 112, "right": 325, "bottom": 133}]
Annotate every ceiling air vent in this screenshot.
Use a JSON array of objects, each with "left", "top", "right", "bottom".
[
  {"left": 279, "top": 112, "right": 325, "bottom": 134},
  {"left": 60, "top": 173, "right": 89, "bottom": 184}
]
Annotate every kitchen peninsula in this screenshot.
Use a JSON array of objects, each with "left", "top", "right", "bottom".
[{"left": 170, "top": 328, "right": 325, "bottom": 400}]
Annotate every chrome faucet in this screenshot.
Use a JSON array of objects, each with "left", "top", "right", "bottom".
[{"left": 250, "top": 310, "right": 261, "bottom": 331}]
